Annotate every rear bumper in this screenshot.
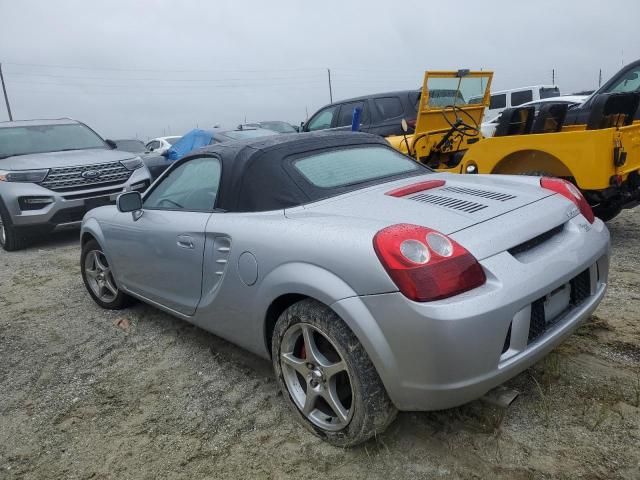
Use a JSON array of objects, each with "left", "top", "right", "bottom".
[
  {"left": 1, "top": 168, "right": 150, "bottom": 232},
  {"left": 331, "top": 217, "right": 610, "bottom": 411}
]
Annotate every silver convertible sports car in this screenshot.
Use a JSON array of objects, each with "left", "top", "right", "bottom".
[{"left": 80, "top": 131, "right": 610, "bottom": 446}]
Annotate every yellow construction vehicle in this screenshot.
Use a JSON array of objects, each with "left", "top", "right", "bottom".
[{"left": 389, "top": 67, "right": 640, "bottom": 220}]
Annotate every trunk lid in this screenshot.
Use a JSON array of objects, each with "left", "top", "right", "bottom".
[{"left": 291, "top": 173, "right": 554, "bottom": 235}]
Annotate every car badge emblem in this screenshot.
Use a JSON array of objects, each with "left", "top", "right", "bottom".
[
  {"left": 566, "top": 206, "right": 579, "bottom": 218},
  {"left": 82, "top": 170, "right": 101, "bottom": 179}
]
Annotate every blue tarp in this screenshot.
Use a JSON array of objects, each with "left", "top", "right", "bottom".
[{"left": 166, "top": 129, "right": 213, "bottom": 161}]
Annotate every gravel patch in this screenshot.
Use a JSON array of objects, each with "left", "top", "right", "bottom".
[{"left": 1, "top": 211, "right": 639, "bottom": 479}]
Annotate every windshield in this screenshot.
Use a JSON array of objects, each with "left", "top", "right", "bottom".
[
  {"left": 425, "top": 75, "right": 490, "bottom": 108},
  {"left": 115, "top": 139, "right": 146, "bottom": 153},
  {"left": 259, "top": 121, "right": 297, "bottom": 133},
  {"left": 165, "top": 137, "right": 181, "bottom": 145},
  {"left": 221, "top": 129, "right": 276, "bottom": 140},
  {"left": 0, "top": 124, "right": 106, "bottom": 158},
  {"left": 606, "top": 66, "right": 640, "bottom": 94}
]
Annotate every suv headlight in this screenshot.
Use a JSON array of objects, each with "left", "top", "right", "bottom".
[
  {"left": 120, "top": 157, "right": 144, "bottom": 170},
  {"left": 0, "top": 169, "right": 50, "bottom": 183}
]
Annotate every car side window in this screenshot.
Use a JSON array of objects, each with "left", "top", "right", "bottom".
[
  {"left": 336, "top": 102, "right": 367, "bottom": 127},
  {"left": 511, "top": 90, "right": 533, "bottom": 106},
  {"left": 307, "top": 106, "right": 338, "bottom": 131},
  {"left": 374, "top": 97, "right": 404, "bottom": 120},
  {"left": 143, "top": 157, "right": 221, "bottom": 211},
  {"left": 489, "top": 94, "right": 506, "bottom": 109}
]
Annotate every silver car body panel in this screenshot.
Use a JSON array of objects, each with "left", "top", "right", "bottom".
[{"left": 82, "top": 165, "right": 610, "bottom": 411}]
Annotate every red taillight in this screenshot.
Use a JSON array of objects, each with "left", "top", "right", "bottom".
[
  {"left": 373, "top": 224, "right": 486, "bottom": 302},
  {"left": 540, "top": 177, "right": 595, "bottom": 224},
  {"left": 385, "top": 179, "right": 446, "bottom": 197}
]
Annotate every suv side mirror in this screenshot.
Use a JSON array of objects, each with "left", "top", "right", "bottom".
[
  {"left": 105, "top": 139, "right": 117, "bottom": 149},
  {"left": 117, "top": 191, "right": 142, "bottom": 213}
]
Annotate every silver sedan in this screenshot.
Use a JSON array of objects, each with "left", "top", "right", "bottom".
[{"left": 80, "top": 131, "right": 610, "bottom": 446}]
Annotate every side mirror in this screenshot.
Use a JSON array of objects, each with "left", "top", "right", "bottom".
[
  {"left": 401, "top": 118, "right": 409, "bottom": 133},
  {"left": 117, "top": 191, "right": 142, "bottom": 213},
  {"left": 105, "top": 139, "right": 117, "bottom": 149},
  {"left": 300, "top": 121, "right": 306, "bottom": 132}
]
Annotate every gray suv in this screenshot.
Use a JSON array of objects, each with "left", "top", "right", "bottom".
[{"left": 0, "top": 118, "right": 151, "bottom": 251}]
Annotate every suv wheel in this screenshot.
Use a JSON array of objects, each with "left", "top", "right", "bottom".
[
  {"left": 81, "top": 239, "right": 133, "bottom": 309},
  {"left": 271, "top": 299, "right": 396, "bottom": 446},
  {"left": 0, "top": 207, "right": 27, "bottom": 252}
]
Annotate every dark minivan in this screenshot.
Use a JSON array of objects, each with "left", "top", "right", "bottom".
[{"left": 302, "top": 90, "right": 420, "bottom": 137}]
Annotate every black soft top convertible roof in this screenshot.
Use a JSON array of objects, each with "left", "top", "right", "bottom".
[{"left": 180, "top": 131, "right": 422, "bottom": 212}]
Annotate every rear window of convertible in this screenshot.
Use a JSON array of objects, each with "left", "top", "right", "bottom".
[{"left": 293, "top": 146, "right": 420, "bottom": 188}]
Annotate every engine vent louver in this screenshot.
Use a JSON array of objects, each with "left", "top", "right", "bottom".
[
  {"left": 441, "top": 186, "right": 516, "bottom": 202},
  {"left": 407, "top": 193, "right": 488, "bottom": 213}
]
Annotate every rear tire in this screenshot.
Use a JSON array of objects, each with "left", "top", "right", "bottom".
[
  {"left": 593, "top": 202, "right": 622, "bottom": 222},
  {"left": 0, "top": 207, "right": 27, "bottom": 252},
  {"left": 81, "top": 239, "right": 133, "bottom": 309},
  {"left": 271, "top": 299, "right": 396, "bottom": 447},
  {"left": 519, "top": 170, "right": 553, "bottom": 177},
  {"left": 519, "top": 172, "right": 622, "bottom": 222}
]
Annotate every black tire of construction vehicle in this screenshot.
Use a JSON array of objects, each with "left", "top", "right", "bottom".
[
  {"left": 593, "top": 202, "right": 622, "bottom": 222},
  {"left": 520, "top": 172, "right": 621, "bottom": 222},
  {"left": 271, "top": 298, "right": 397, "bottom": 447},
  {"left": 519, "top": 171, "right": 553, "bottom": 177}
]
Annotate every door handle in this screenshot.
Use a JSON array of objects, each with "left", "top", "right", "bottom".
[{"left": 177, "top": 235, "right": 194, "bottom": 249}]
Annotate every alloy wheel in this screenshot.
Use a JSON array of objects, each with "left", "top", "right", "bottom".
[
  {"left": 280, "top": 323, "right": 354, "bottom": 431},
  {"left": 84, "top": 250, "right": 119, "bottom": 303}
]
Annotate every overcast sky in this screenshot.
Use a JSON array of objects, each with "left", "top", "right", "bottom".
[{"left": 0, "top": 0, "right": 639, "bottom": 140}]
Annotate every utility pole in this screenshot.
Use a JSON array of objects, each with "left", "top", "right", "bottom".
[
  {"left": 327, "top": 68, "right": 333, "bottom": 103},
  {"left": 552, "top": 68, "right": 555, "bottom": 85},
  {"left": 0, "top": 63, "right": 13, "bottom": 121},
  {"left": 599, "top": 69, "right": 602, "bottom": 88}
]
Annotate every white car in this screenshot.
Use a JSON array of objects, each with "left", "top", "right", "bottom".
[
  {"left": 481, "top": 95, "right": 589, "bottom": 138},
  {"left": 145, "top": 136, "right": 181, "bottom": 155}
]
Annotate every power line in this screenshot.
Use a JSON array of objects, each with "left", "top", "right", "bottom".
[
  {"left": 5, "top": 70, "right": 325, "bottom": 83},
  {"left": 10, "top": 78, "right": 326, "bottom": 89},
  {"left": 4, "top": 61, "right": 324, "bottom": 74}
]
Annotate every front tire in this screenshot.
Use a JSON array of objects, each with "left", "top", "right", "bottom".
[
  {"left": 271, "top": 299, "right": 396, "bottom": 446},
  {"left": 0, "top": 206, "right": 28, "bottom": 252},
  {"left": 81, "top": 239, "right": 132, "bottom": 309}
]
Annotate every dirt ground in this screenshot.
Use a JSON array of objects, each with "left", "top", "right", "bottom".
[{"left": 1, "top": 211, "right": 639, "bottom": 480}]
